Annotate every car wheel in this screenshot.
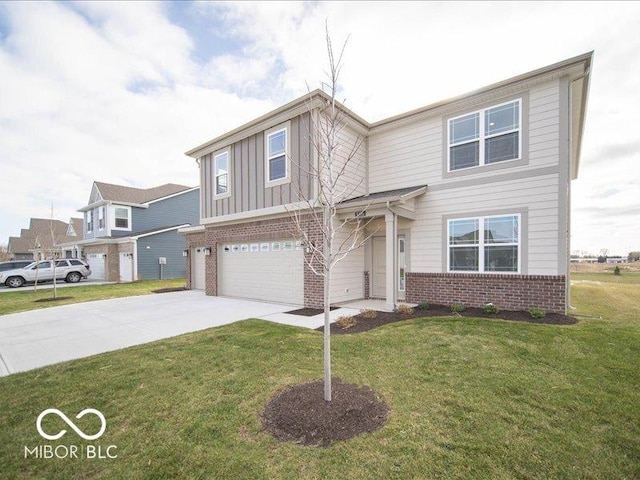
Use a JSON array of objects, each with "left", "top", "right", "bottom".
[
  {"left": 6, "top": 276, "right": 25, "bottom": 288},
  {"left": 65, "top": 272, "right": 82, "bottom": 283}
]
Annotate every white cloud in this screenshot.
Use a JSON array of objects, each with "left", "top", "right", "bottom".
[{"left": 1, "top": 1, "right": 639, "bottom": 257}]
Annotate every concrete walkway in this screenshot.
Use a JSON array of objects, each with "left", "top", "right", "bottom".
[{"left": 0, "top": 291, "right": 358, "bottom": 376}]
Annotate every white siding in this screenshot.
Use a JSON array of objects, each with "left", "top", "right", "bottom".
[
  {"left": 409, "top": 173, "right": 560, "bottom": 275},
  {"left": 329, "top": 220, "right": 365, "bottom": 303}
]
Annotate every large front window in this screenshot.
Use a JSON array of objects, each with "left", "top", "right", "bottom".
[
  {"left": 266, "top": 127, "right": 287, "bottom": 184},
  {"left": 449, "top": 99, "right": 521, "bottom": 171},
  {"left": 214, "top": 151, "right": 229, "bottom": 196},
  {"left": 448, "top": 214, "right": 520, "bottom": 272}
]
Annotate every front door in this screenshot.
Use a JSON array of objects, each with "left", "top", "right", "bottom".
[{"left": 371, "top": 235, "right": 407, "bottom": 300}]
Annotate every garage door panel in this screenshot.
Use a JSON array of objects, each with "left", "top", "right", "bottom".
[
  {"left": 219, "top": 240, "right": 304, "bottom": 305},
  {"left": 86, "top": 253, "right": 105, "bottom": 280}
]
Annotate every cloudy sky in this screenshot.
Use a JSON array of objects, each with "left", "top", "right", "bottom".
[{"left": 0, "top": 1, "right": 638, "bottom": 256}]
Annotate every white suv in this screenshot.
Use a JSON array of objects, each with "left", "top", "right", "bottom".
[{"left": 0, "top": 259, "right": 92, "bottom": 288}]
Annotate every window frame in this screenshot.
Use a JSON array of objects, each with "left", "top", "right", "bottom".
[
  {"left": 86, "top": 211, "right": 93, "bottom": 233},
  {"left": 213, "top": 149, "right": 231, "bottom": 199},
  {"left": 264, "top": 123, "right": 291, "bottom": 187},
  {"left": 98, "top": 206, "right": 105, "bottom": 230},
  {"left": 447, "top": 213, "right": 521, "bottom": 274},
  {"left": 112, "top": 205, "right": 132, "bottom": 231},
  {"left": 447, "top": 98, "right": 522, "bottom": 172}
]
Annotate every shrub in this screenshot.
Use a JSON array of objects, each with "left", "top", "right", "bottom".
[
  {"left": 483, "top": 303, "right": 500, "bottom": 314},
  {"left": 396, "top": 304, "right": 414, "bottom": 315},
  {"left": 335, "top": 316, "right": 357, "bottom": 329},
  {"left": 451, "top": 303, "right": 466, "bottom": 313},
  {"left": 614, "top": 266, "right": 621, "bottom": 276},
  {"left": 359, "top": 309, "right": 378, "bottom": 319},
  {"left": 527, "top": 307, "right": 546, "bottom": 319},
  {"left": 416, "top": 302, "right": 430, "bottom": 310}
]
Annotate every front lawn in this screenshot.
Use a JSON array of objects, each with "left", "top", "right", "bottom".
[
  {"left": 0, "top": 273, "right": 638, "bottom": 479},
  {"left": 0, "top": 279, "right": 186, "bottom": 316}
]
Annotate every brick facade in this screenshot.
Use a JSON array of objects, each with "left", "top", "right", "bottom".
[
  {"left": 202, "top": 215, "right": 324, "bottom": 308},
  {"left": 83, "top": 243, "right": 135, "bottom": 282},
  {"left": 363, "top": 271, "right": 370, "bottom": 299},
  {"left": 184, "top": 232, "right": 205, "bottom": 289},
  {"left": 406, "top": 272, "right": 566, "bottom": 314}
]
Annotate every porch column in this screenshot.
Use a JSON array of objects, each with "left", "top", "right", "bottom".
[{"left": 385, "top": 210, "right": 397, "bottom": 312}]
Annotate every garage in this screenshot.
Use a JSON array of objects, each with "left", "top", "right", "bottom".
[
  {"left": 218, "top": 239, "right": 304, "bottom": 305},
  {"left": 191, "top": 247, "right": 206, "bottom": 290},
  {"left": 86, "top": 253, "right": 106, "bottom": 280},
  {"left": 119, "top": 252, "right": 133, "bottom": 282}
]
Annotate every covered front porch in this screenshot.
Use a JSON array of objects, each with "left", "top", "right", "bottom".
[{"left": 336, "top": 185, "right": 426, "bottom": 312}]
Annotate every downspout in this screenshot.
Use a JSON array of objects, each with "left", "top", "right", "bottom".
[{"left": 566, "top": 67, "right": 591, "bottom": 312}]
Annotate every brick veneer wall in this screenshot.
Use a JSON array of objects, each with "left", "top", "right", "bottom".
[
  {"left": 203, "top": 215, "right": 324, "bottom": 308},
  {"left": 184, "top": 232, "right": 205, "bottom": 289},
  {"left": 406, "top": 272, "right": 566, "bottom": 314}
]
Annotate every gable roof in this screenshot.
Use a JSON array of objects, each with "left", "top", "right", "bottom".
[
  {"left": 93, "top": 182, "right": 192, "bottom": 204},
  {"left": 7, "top": 218, "right": 76, "bottom": 253}
]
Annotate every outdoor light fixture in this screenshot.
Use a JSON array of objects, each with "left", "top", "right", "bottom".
[
  {"left": 204, "top": 247, "right": 211, "bottom": 256},
  {"left": 182, "top": 249, "right": 189, "bottom": 257}
]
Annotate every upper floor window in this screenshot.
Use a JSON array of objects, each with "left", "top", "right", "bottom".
[
  {"left": 214, "top": 151, "right": 230, "bottom": 197},
  {"left": 86, "top": 211, "right": 93, "bottom": 233},
  {"left": 113, "top": 206, "right": 131, "bottom": 230},
  {"left": 448, "top": 99, "right": 521, "bottom": 171},
  {"left": 448, "top": 214, "right": 520, "bottom": 273},
  {"left": 98, "top": 207, "right": 105, "bottom": 230},
  {"left": 265, "top": 126, "right": 289, "bottom": 186}
]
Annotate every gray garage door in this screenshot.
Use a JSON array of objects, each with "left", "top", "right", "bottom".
[{"left": 218, "top": 239, "right": 303, "bottom": 305}]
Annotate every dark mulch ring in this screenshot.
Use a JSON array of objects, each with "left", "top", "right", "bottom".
[
  {"left": 152, "top": 287, "right": 188, "bottom": 293},
  {"left": 320, "top": 305, "right": 577, "bottom": 335},
  {"left": 262, "top": 378, "right": 389, "bottom": 447},
  {"left": 34, "top": 296, "right": 74, "bottom": 303},
  {"left": 285, "top": 306, "right": 339, "bottom": 316}
]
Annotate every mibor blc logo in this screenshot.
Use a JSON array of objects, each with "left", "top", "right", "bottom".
[{"left": 24, "top": 408, "right": 117, "bottom": 459}]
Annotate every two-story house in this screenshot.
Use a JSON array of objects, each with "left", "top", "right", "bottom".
[
  {"left": 62, "top": 182, "right": 199, "bottom": 282},
  {"left": 181, "top": 52, "right": 592, "bottom": 314}
]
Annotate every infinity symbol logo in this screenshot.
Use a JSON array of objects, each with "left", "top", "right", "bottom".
[{"left": 36, "top": 408, "right": 107, "bottom": 440}]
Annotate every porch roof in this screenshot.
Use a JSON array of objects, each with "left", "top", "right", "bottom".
[{"left": 338, "top": 185, "right": 427, "bottom": 209}]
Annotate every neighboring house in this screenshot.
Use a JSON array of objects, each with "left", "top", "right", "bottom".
[
  {"left": 606, "top": 257, "right": 626, "bottom": 264},
  {"left": 7, "top": 218, "right": 83, "bottom": 260},
  {"left": 60, "top": 182, "right": 199, "bottom": 282},
  {"left": 181, "top": 52, "right": 592, "bottom": 314}
]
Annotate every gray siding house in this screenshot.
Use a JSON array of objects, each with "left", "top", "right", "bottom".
[
  {"left": 182, "top": 53, "right": 592, "bottom": 314},
  {"left": 62, "top": 182, "right": 199, "bottom": 282}
]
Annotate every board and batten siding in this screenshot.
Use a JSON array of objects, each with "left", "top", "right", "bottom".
[{"left": 200, "top": 113, "right": 314, "bottom": 219}]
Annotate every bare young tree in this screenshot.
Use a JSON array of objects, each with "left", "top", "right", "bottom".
[{"left": 287, "top": 26, "right": 375, "bottom": 402}]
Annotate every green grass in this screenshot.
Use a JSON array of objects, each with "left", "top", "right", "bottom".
[
  {"left": 0, "top": 279, "right": 186, "bottom": 316},
  {"left": 0, "top": 273, "right": 638, "bottom": 479}
]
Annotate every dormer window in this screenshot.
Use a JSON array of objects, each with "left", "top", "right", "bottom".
[
  {"left": 265, "top": 123, "right": 290, "bottom": 187},
  {"left": 214, "top": 150, "right": 231, "bottom": 198},
  {"left": 448, "top": 99, "right": 521, "bottom": 171}
]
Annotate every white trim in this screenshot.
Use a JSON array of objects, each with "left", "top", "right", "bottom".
[
  {"left": 447, "top": 214, "right": 521, "bottom": 274},
  {"left": 447, "top": 98, "right": 522, "bottom": 172},
  {"left": 132, "top": 239, "right": 138, "bottom": 281},
  {"left": 213, "top": 150, "right": 231, "bottom": 199},
  {"left": 201, "top": 201, "right": 312, "bottom": 226},
  {"left": 78, "top": 200, "right": 147, "bottom": 212},
  {"left": 177, "top": 225, "right": 205, "bottom": 234},
  {"left": 145, "top": 186, "right": 199, "bottom": 205},
  {"left": 111, "top": 205, "right": 132, "bottom": 231},
  {"left": 130, "top": 224, "right": 191, "bottom": 240},
  {"left": 265, "top": 122, "right": 291, "bottom": 188}
]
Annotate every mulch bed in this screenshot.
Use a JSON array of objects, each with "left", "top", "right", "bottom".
[
  {"left": 262, "top": 378, "right": 389, "bottom": 447},
  {"left": 320, "top": 304, "right": 577, "bottom": 335},
  {"left": 152, "top": 287, "right": 188, "bottom": 293},
  {"left": 34, "top": 296, "right": 73, "bottom": 303},
  {"left": 285, "top": 306, "right": 339, "bottom": 316}
]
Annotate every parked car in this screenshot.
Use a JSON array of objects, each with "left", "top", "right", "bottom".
[
  {"left": 0, "top": 259, "right": 92, "bottom": 288},
  {"left": 0, "top": 260, "right": 33, "bottom": 272}
]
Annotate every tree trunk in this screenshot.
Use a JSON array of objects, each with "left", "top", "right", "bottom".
[{"left": 323, "top": 203, "right": 332, "bottom": 402}]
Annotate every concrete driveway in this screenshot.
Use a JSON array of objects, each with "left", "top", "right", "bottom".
[{"left": 0, "top": 291, "right": 356, "bottom": 376}]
